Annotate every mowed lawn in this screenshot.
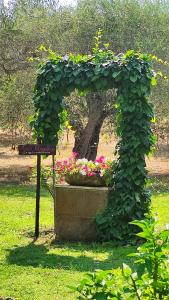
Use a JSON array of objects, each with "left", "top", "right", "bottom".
[{"left": 0, "top": 184, "right": 169, "bottom": 300}]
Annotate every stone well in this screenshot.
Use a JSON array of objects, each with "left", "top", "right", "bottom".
[{"left": 54, "top": 185, "right": 110, "bottom": 242}]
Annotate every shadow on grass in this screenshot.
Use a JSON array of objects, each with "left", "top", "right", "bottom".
[
  {"left": 6, "top": 242, "right": 134, "bottom": 272},
  {"left": 148, "top": 175, "right": 169, "bottom": 194},
  {"left": 50, "top": 239, "right": 135, "bottom": 256}
]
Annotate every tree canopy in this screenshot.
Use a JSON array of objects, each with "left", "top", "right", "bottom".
[{"left": 0, "top": 0, "right": 169, "bottom": 149}]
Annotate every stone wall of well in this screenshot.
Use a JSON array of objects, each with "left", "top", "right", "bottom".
[{"left": 54, "top": 185, "right": 109, "bottom": 241}]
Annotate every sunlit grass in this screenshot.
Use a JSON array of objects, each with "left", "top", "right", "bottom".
[{"left": 0, "top": 183, "right": 168, "bottom": 299}]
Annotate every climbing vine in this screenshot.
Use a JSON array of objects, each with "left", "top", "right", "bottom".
[{"left": 31, "top": 48, "right": 156, "bottom": 241}]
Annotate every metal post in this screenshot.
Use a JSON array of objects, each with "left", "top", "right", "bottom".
[
  {"left": 18, "top": 140, "right": 56, "bottom": 240},
  {"left": 35, "top": 139, "right": 41, "bottom": 239},
  {"left": 52, "top": 154, "right": 55, "bottom": 192},
  {"left": 52, "top": 154, "right": 56, "bottom": 232}
]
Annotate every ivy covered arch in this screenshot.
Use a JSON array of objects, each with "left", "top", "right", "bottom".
[{"left": 31, "top": 49, "right": 156, "bottom": 241}]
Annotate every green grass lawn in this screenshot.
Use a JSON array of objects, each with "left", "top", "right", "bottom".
[{"left": 0, "top": 183, "right": 169, "bottom": 300}]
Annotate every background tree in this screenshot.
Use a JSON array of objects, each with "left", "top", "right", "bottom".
[
  {"left": 0, "top": 0, "right": 169, "bottom": 157},
  {"left": 0, "top": 70, "right": 35, "bottom": 148}
]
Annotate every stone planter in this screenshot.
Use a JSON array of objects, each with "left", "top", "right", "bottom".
[
  {"left": 54, "top": 185, "right": 110, "bottom": 242},
  {"left": 65, "top": 173, "right": 106, "bottom": 187}
]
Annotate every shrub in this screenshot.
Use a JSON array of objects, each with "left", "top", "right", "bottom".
[{"left": 71, "top": 217, "right": 169, "bottom": 299}]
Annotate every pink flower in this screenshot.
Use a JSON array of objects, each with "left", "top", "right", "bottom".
[
  {"left": 84, "top": 165, "right": 88, "bottom": 172},
  {"left": 53, "top": 154, "right": 112, "bottom": 184},
  {"left": 72, "top": 151, "right": 78, "bottom": 158},
  {"left": 95, "top": 156, "right": 105, "bottom": 163},
  {"left": 88, "top": 172, "right": 94, "bottom": 177}
]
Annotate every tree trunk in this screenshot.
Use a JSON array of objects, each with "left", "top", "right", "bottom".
[
  {"left": 73, "top": 113, "right": 105, "bottom": 160},
  {"left": 66, "top": 90, "right": 116, "bottom": 161},
  {"left": 73, "top": 92, "right": 107, "bottom": 160}
]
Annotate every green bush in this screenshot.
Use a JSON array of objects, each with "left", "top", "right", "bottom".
[{"left": 71, "top": 217, "right": 169, "bottom": 299}]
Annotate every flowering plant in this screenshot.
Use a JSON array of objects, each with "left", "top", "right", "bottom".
[{"left": 54, "top": 152, "right": 113, "bottom": 185}]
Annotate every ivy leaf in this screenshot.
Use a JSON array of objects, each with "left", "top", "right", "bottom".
[
  {"left": 73, "top": 69, "right": 81, "bottom": 76},
  {"left": 102, "top": 69, "right": 110, "bottom": 76},
  {"left": 135, "top": 193, "right": 140, "bottom": 202},
  {"left": 112, "top": 71, "right": 121, "bottom": 78},
  {"left": 129, "top": 75, "right": 137, "bottom": 83},
  {"left": 54, "top": 74, "right": 62, "bottom": 82}
]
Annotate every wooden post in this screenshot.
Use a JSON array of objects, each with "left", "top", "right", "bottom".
[
  {"left": 35, "top": 139, "right": 41, "bottom": 239},
  {"left": 52, "top": 154, "right": 56, "bottom": 232},
  {"left": 18, "top": 142, "right": 56, "bottom": 239},
  {"left": 35, "top": 152, "right": 41, "bottom": 239}
]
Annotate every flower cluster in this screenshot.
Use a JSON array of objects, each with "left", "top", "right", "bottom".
[{"left": 54, "top": 152, "right": 112, "bottom": 184}]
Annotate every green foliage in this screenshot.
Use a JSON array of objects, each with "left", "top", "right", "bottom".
[
  {"left": 31, "top": 49, "right": 156, "bottom": 240},
  {"left": 0, "top": 70, "right": 34, "bottom": 144},
  {"left": 129, "top": 218, "right": 169, "bottom": 299},
  {"left": 72, "top": 217, "right": 169, "bottom": 300}
]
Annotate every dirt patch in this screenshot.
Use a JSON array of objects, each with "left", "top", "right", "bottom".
[{"left": 1, "top": 130, "right": 169, "bottom": 182}]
